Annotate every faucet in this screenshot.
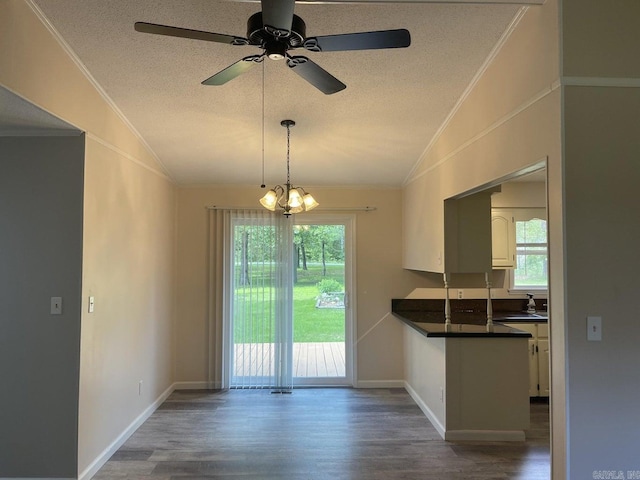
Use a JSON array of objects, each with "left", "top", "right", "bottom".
[{"left": 527, "top": 293, "right": 536, "bottom": 314}]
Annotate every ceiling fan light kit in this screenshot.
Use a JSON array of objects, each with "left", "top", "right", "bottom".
[
  {"left": 259, "top": 119, "right": 318, "bottom": 217},
  {"left": 135, "top": 0, "right": 411, "bottom": 94}
]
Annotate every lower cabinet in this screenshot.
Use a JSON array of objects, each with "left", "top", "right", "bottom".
[{"left": 505, "top": 323, "right": 550, "bottom": 397}]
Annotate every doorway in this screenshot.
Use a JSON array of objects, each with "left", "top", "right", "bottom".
[{"left": 225, "top": 213, "right": 354, "bottom": 388}]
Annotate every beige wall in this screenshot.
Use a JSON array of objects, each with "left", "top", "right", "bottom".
[
  {"left": 78, "top": 138, "right": 175, "bottom": 474},
  {"left": 403, "top": 329, "right": 446, "bottom": 433},
  {"left": 0, "top": 1, "right": 165, "bottom": 175},
  {"left": 175, "top": 186, "right": 439, "bottom": 387},
  {"left": 401, "top": 0, "right": 565, "bottom": 472},
  {"left": 1, "top": 1, "right": 177, "bottom": 477},
  {"left": 403, "top": 1, "right": 560, "bottom": 274},
  {"left": 403, "top": 328, "right": 529, "bottom": 441},
  {"left": 492, "top": 181, "right": 546, "bottom": 209},
  {"left": 402, "top": 0, "right": 640, "bottom": 476}
]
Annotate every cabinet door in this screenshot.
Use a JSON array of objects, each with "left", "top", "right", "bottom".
[
  {"left": 528, "top": 338, "right": 539, "bottom": 396},
  {"left": 537, "top": 338, "right": 550, "bottom": 397},
  {"left": 491, "top": 210, "right": 516, "bottom": 268}
]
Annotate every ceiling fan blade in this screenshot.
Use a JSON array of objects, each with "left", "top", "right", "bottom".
[
  {"left": 135, "top": 22, "right": 248, "bottom": 46},
  {"left": 202, "top": 55, "right": 264, "bottom": 86},
  {"left": 304, "top": 29, "right": 411, "bottom": 52},
  {"left": 286, "top": 56, "right": 346, "bottom": 95},
  {"left": 261, "top": 0, "right": 295, "bottom": 37}
]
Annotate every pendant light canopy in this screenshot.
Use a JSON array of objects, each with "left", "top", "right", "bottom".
[{"left": 259, "top": 119, "right": 319, "bottom": 216}]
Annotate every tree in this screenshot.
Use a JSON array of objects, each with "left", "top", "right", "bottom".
[{"left": 239, "top": 230, "right": 250, "bottom": 285}]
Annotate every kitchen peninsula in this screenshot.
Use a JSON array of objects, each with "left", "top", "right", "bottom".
[{"left": 393, "top": 298, "right": 534, "bottom": 441}]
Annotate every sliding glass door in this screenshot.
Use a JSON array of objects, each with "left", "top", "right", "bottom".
[
  {"left": 226, "top": 213, "right": 353, "bottom": 389},
  {"left": 293, "top": 217, "right": 353, "bottom": 386}
]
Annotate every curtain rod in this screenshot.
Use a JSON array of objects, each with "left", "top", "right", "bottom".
[{"left": 206, "top": 205, "right": 377, "bottom": 212}]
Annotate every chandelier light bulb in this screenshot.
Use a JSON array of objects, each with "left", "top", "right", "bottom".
[
  {"left": 259, "top": 189, "right": 278, "bottom": 211},
  {"left": 288, "top": 188, "right": 303, "bottom": 208},
  {"left": 302, "top": 193, "right": 319, "bottom": 211}
]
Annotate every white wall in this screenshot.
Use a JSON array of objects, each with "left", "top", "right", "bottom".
[{"left": 0, "top": 135, "right": 85, "bottom": 478}]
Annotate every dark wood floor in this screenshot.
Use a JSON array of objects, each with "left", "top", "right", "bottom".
[{"left": 94, "top": 388, "right": 549, "bottom": 480}]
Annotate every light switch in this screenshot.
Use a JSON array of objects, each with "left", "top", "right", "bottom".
[
  {"left": 51, "top": 296, "right": 63, "bottom": 315},
  {"left": 89, "top": 296, "right": 95, "bottom": 313},
  {"left": 587, "top": 316, "right": 602, "bottom": 341}
]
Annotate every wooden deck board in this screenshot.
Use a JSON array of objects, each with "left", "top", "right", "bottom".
[{"left": 234, "top": 342, "right": 345, "bottom": 379}]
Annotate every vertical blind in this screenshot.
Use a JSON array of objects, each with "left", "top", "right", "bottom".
[{"left": 211, "top": 209, "right": 293, "bottom": 390}]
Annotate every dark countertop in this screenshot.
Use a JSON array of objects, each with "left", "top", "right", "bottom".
[
  {"left": 392, "top": 298, "right": 545, "bottom": 338},
  {"left": 393, "top": 311, "right": 533, "bottom": 338}
]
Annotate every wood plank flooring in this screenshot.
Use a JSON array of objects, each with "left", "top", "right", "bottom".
[{"left": 93, "top": 389, "right": 549, "bottom": 480}]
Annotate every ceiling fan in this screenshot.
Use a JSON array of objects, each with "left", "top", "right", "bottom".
[{"left": 134, "top": 0, "right": 411, "bottom": 95}]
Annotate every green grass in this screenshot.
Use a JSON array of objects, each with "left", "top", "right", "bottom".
[{"left": 233, "top": 263, "right": 345, "bottom": 343}]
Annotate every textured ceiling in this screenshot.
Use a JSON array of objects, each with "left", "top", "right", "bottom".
[{"left": 28, "top": 0, "right": 523, "bottom": 186}]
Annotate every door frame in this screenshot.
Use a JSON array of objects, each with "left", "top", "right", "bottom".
[{"left": 293, "top": 214, "right": 356, "bottom": 387}]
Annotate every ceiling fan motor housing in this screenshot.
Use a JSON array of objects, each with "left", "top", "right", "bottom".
[{"left": 247, "top": 12, "right": 306, "bottom": 60}]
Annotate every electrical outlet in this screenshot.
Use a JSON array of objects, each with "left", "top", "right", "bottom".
[
  {"left": 457, "top": 289, "right": 463, "bottom": 299},
  {"left": 88, "top": 296, "right": 95, "bottom": 313}
]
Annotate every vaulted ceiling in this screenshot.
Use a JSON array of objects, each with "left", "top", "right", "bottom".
[{"left": 10, "top": 1, "right": 542, "bottom": 186}]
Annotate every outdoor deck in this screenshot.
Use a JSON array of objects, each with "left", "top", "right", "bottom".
[{"left": 233, "top": 342, "right": 345, "bottom": 379}]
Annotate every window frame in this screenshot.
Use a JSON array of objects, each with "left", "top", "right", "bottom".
[{"left": 508, "top": 208, "right": 548, "bottom": 294}]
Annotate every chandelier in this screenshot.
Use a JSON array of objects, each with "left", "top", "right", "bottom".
[{"left": 259, "top": 119, "right": 319, "bottom": 216}]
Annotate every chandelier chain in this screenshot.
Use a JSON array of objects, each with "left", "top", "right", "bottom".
[
  {"left": 286, "top": 123, "right": 291, "bottom": 186},
  {"left": 261, "top": 61, "right": 265, "bottom": 188}
]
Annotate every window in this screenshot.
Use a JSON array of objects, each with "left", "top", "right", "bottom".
[{"left": 512, "top": 210, "right": 548, "bottom": 291}]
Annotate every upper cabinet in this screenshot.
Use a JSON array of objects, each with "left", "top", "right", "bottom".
[
  {"left": 492, "top": 208, "right": 516, "bottom": 269},
  {"left": 444, "top": 191, "right": 493, "bottom": 273}
]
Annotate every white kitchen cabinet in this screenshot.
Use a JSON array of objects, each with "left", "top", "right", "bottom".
[
  {"left": 444, "top": 192, "right": 493, "bottom": 273},
  {"left": 536, "top": 323, "right": 550, "bottom": 396},
  {"left": 505, "top": 322, "right": 550, "bottom": 397},
  {"left": 491, "top": 209, "right": 516, "bottom": 269}
]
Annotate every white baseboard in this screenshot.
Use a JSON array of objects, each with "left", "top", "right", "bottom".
[
  {"left": 445, "top": 429, "right": 525, "bottom": 442},
  {"left": 355, "top": 379, "right": 405, "bottom": 388},
  {"left": 403, "top": 381, "right": 446, "bottom": 439},
  {"left": 1, "top": 478, "right": 74, "bottom": 480},
  {"left": 403, "top": 381, "right": 525, "bottom": 442},
  {"left": 78, "top": 383, "right": 175, "bottom": 480},
  {"left": 173, "top": 381, "right": 220, "bottom": 390}
]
